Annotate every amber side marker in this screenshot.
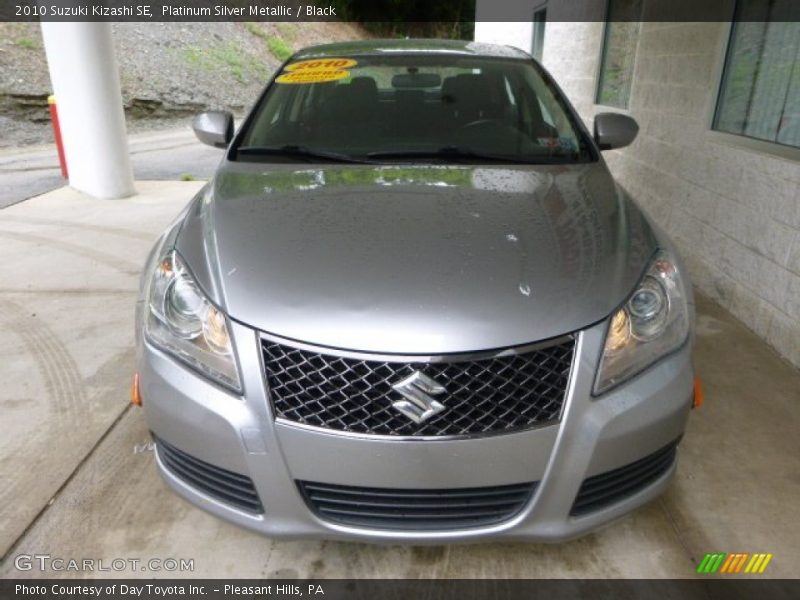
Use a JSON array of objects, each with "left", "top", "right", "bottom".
[
  {"left": 131, "top": 372, "right": 142, "bottom": 407},
  {"left": 693, "top": 376, "right": 704, "bottom": 409}
]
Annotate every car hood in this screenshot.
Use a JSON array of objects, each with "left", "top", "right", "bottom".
[{"left": 177, "top": 162, "right": 658, "bottom": 354}]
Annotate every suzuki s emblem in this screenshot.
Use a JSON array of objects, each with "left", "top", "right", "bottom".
[{"left": 390, "top": 371, "right": 446, "bottom": 424}]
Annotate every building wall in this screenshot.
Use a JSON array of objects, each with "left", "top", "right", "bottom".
[
  {"left": 474, "top": 22, "right": 534, "bottom": 51},
  {"left": 475, "top": 16, "right": 800, "bottom": 369}
]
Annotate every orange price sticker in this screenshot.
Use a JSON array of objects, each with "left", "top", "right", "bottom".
[
  {"left": 276, "top": 57, "right": 358, "bottom": 84},
  {"left": 284, "top": 58, "right": 358, "bottom": 72},
  {"left": 276, "top": 70, "right": 350, "bottom": 84}
]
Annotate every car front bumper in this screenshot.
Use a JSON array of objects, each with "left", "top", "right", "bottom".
[{"left": 138, "top": 312, "right": 693, "bottom": 543}]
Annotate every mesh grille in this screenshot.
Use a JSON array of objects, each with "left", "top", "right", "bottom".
[
  {"left": 263, "top": 337, "right": 574, "bottom": 437},
  {"left": 299, "top": 480, "right": 537, "bottom": 530}
]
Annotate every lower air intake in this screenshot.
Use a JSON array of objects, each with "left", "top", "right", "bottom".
[
  {"left": 155, "top": 436, "right": 263, "bottom": 514},
  {"left": 571, "top": 438, "right": 680, "bottom": 516},
  {"left": 299, "top": 480, "right": 537, "bottom": 530}
]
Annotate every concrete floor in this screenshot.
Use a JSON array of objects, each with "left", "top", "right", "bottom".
[{"left": 0, "top": 182, "right": 798, "bottom": 579}]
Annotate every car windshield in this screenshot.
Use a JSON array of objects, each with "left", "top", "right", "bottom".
[{"left": 235, "top": 54, "right": 594, "bottom": 164}]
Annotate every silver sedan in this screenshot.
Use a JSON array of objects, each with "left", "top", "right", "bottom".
[{"left": 134, "top": 39, "right": 695, "bottom": 542}]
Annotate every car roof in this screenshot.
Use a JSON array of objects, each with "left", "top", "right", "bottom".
[{"left": 290, "top": 39, "right": 532, "bottom": 61}]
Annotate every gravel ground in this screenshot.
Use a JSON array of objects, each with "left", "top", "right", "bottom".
[{"left": 0, "top": 21, "right": 367, "bottom": 148}]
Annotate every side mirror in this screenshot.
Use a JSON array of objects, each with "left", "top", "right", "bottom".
[
  {"left": 594, "top": 112, "right": 639, "bottom": 150},
  {"left": 192, "top": 111, "right": 234, "bottom": 149}
]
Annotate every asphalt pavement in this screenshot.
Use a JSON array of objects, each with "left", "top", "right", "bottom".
[{"left": 0, "top": 126, "right": 223, "bottom": 209}]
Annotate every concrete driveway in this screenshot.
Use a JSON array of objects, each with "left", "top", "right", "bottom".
[{"left": 0, "top": 181, "right": 798, "bottom": 579}]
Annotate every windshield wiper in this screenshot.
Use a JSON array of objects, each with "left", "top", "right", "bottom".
[
  {"left": 367, "top": 146, "right": 573, "bottom": 164},
  {"left": 237, "top": 145, "right": 372, "bottom": 164}
]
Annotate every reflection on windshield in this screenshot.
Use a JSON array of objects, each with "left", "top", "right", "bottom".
[
  {"left": 245, "top": 166, "right": 474, "bottom": 193},
  {"left": 236, "top": 55, "right": 592, "bottom": 165},
  {"left": 215, "top": 163, "right": 609, "bottom": 199},
  {"left": 217, "top": 165, "right": 582, "bottom": 199}
]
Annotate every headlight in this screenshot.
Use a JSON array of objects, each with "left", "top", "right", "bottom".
[
  {"left": 594, "top": 250, "right": 690, "bottom": 394},
  {"left": 145, "top": 250, "right": 241, "bottom": 392}
]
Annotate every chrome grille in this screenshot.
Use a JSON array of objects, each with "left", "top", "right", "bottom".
[
  {"left": 299, "top": 480, "right": 537, "bottom": 530},
  {"left": 262, "top": 337, "right": 574, "bottom": 437}
]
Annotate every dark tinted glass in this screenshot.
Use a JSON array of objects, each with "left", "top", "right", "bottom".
[{"left": 237, "top": 55, "right": 592, "bottom": 163}]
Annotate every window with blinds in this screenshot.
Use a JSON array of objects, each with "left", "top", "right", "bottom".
[
  {"left": 714, "top": 1, "right": 800, "bottom": 149},
  {"left": 595, "top": 0, "right": 644, "bottom": 109}
]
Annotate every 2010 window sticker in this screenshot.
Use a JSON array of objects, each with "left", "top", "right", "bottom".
[{"left": 276, "top": 58, "right": 358, "bottom": 84}]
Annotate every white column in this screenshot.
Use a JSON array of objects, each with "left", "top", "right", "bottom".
[{"left": 40, "top": 22, "right": 135, "bottom": 199}]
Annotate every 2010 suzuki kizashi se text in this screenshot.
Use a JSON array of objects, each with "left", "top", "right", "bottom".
[{"left": 135, "top": 40, "right": 696, "bottom": 542}]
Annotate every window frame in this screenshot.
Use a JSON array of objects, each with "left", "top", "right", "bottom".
[
  {"left": 706, "top": 14, "right": 800, "bottom": 161},
  {"left": 531, "top": 2, "right": 547, "bottom": 62},
  {"left": 593, "top": 0, "right": 644, "bottom": 111}
]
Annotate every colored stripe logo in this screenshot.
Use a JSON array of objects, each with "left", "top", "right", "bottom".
[{"left": 697, "top": 553, "right": 773, "bottom": 574}]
